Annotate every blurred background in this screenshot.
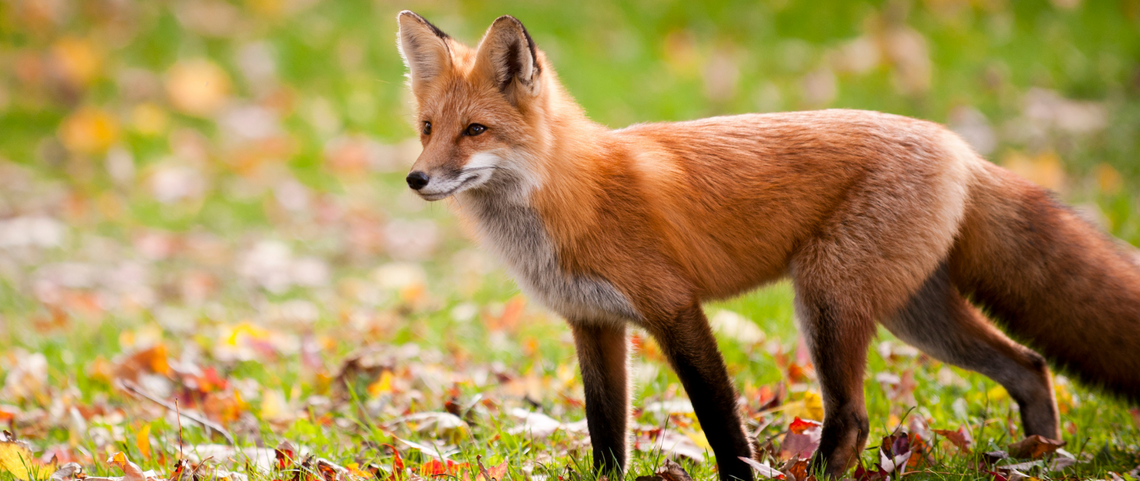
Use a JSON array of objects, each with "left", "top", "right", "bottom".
[{"left": 1, "top": 0, "right": 1139, "bottom": 475}]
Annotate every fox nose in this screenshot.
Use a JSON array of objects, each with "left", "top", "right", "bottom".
[{"left": 406, "top": 171, "right": 430, "bottom": 190}]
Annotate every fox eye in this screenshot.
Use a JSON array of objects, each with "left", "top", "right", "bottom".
[
  {"left": 422, "top": 121, "right": 432, "bottom": 136},
  {"left": 464, "top": 123, "right": 487, "bottom": 136}
]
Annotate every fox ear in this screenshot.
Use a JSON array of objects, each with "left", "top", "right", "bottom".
[
  {"left": 476, "top": 15, "right": 540, "bottom": 105},
  {"left": 397, "top": 11, "right": 452, "bottom": 95}
]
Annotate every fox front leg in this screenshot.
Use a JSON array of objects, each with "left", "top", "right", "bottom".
[
  {"left": 647, "top": 303, "right": 756, "bottom": 481},
  {"left": 571, "top": 322, "right": 631, "bottom": 477}
]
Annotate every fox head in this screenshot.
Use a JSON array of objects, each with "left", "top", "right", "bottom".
[{"left": 397, "top": 11, "right": 555, "bottom": 201}]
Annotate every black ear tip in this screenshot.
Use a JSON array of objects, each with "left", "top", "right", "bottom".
[
  {"left": 492, "top": 15, "right": 530, "bottom": 34},
  {"left": 490, "top": 14, "right": 536, "bottom": 57},
  {"left": 493, "top": 15, "right": 522, "bottom": 25},
  {"left": 398, "top": 11, "right": 451, "bottom": 40}
]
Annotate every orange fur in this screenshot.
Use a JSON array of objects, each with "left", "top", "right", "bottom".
[{"left": 396, "top": 11, "right": 1140, "bottom": 480}]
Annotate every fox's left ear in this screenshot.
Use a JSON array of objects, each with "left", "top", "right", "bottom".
[{"left": 476, "top": 15, "right": 541, "bottom": 105}]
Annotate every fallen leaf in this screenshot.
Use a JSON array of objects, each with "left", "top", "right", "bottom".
[
  {"left": 782, "top": 391, "right": 823, "bottom": 421},
  {"left": 878, "top": 433, "right": 912, "bottom": 475},
  {"left": 636, "top": 459, "right": 694, "bottom": 481},
  {"left": 395, "top": 437, "right": 458, "bottom": 461},
  {"left": 710, "top": 310, "right": 765, "bottom": 345},
  {"left": 113, "top": 344, "right": 171, "bottom": 381},
  {"left": 507, "top": 408, "right": 578, "bottom": 438},
  {"left": 386, "top": 412, "right": 469, "bottom": 444},
  {"left": 739, "top": 457, "right": 786, "bottom": 479},
  {"left": 0, "top": 432, "right": 38, "bottom": 481},
  {"left": 1007, "top": 435, "right": 1064, "bottom": 460},
  {"left": 275, "top": 440, "right": 298, "bottom": 469},
  {"left": 853, "top": 462, "right": 889, "bottom": 481},
  {"left": 934, "top": 426, "right": 973, "bottom": 452},
  {"left": 982, "top": 450, "right": 1009, "bottom": 467},
  {"left": 379, "top": 444, "right": 403, "bottom": 481},
  {"left": 135, "top": 424, "right": 151, "bottom": 461},
  {"left": 779, "top": 417, "right": 822, "bottom": 461},
  {"left": 107, "top": 452, "right": 157, "bottom": 481},
  {"left": 49, "top": 463, "right": 83, "bottom": 481},
  {"left": 473, "top": 458, "right": 508, "bottom": 481},
  {"left": 420, "top": 459, "right": 465, "bottom": 477},
  {"left": 637, "top": 427, "right": 707, "bottom": 463},
  {"left": 781, "top": 458, "right": 810, "bottom": 481}
]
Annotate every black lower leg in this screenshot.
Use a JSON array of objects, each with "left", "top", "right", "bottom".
[{"left": 652, "top": 304, "right": 754, "bottom": 481}]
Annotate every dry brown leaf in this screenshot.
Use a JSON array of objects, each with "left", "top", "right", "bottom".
[
  {"left": 635, "top": 459, "right": 694, "bottom": 481},
  {"left": 781, "top": 458, "right": 811, "bottom": 481},
  {"left": 107, "top": 452, "right": 154, "bottom": 481},
  {"left": 1007, "top": 435, "right": 1065, "bottom": 460},
  {"left": 934, "top": 426, "right": 973, "bottom": 452},
  {"left": 49, "top": 462, "right": 83, "bottom": 481}
]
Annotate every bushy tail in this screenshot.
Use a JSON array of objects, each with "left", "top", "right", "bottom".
[{"left": 950, "top": 161, "right": 1140, "bottom": 403}]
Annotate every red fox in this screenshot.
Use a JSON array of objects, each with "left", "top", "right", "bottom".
[{"left": 396, "top": 11, "right": 1140, "bottom": 480}]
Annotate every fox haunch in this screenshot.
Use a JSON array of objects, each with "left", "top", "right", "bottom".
[{"left": 396, "top": 11, "right": 1140, "bottom": 480}]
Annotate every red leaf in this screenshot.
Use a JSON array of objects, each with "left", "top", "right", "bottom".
[
  {"left": 853, "top": 463, "right": 888, "bottom": 481},
  {"left": 275, "top": 441, "right": 298, "bottom": 469},
  {"left": 421, "top": 459, "right": 465, "bottom": 477},
  {"left": 380, "top": 444, "right": 404, "bottom": 481},
  {"left": 780, "top": 418, "right": 822, "bottom": 461}
]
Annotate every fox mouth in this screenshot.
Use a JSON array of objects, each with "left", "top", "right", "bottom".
[{"left": 417, "top": 175, "right": 482, "bottom": 201}]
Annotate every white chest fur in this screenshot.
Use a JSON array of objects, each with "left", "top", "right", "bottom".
[{"left": 460, "top": 192, "right": 641, "bottom": 323}]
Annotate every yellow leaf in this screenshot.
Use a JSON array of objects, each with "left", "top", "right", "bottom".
[
  {"left": 344, "top": 463, "right": 371, "bottom": 478},
  {"left": 51, "top": 37, "right": 101, "bottom": 87},
  {"left": 260, "top": 389, "right": 287, "bottom": 420},
  {"left": 166, "top": 59, "right": 231, "bottom": 117},
  {"left": 0, "top": 439, "right": 36, "bottom": 480},
  {"left": 59, "top": 107, "right": 119, "bottom": 155},
  {"left": 107, "top": 452, "right": 147, "bottom": 481},
  {"left": 986, "top": 385, "right": 1009, "bottom": 402},
  {"left": 782, "top": 390, "right": 825, "bottom": 421},
  {"left": 136, "top": 424, "right": 151, "bottom": 460},
  {"left": 108, "top": 452, "right": 128, "bottom": 469},
  {"left": 803, "top": 390, "right": 824, "bottom": 421},
  {"left": 687, "top": 430, "right": 711, "bottom": 450},
  {"left": 368, "top": 371, "right": 394, "bottom": 397}
]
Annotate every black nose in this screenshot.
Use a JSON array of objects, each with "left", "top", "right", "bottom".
[{"left": 406, "top": 171, "right": 430, "bottom": 190}]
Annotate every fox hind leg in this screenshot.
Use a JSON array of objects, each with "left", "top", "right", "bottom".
[
  {"left": 880, "top": 263, "right": 1060, "bottom": 439},
  {"left": 793, "top": 288, "right": 876, "bottom": 478}
]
